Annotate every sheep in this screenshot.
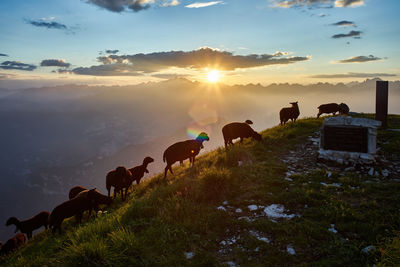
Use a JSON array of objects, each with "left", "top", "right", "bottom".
[
  {"left": 129, "top": 156, "right": 155, "bottom": 185},
  {"left": 0, "top": 233, "right": 26, "bottom": 255},
  {"left": 280, "top": 101, "right": 300, "bottom": 125},
  {"left": 317, "top": 103, "right": 342, "bottom": 118},
  {"left": 339, "top": 103, "right": 350, "bottom": 115},
  {"left": 48, "top": 188, "right": 98, "bottom": 234},
  {"left": 106, "top": 166, "right": 132, "bottom": 201},
  {"left": 222, "top": 120, "right": 262, "bottom": 148},
  {"left": 163, "top": 132, "right": 209, "bottom": 179},
  {"left": 69, "top": 185, "right": 87, "bottom": 200},
  {"left": 6, "top": 211, "right": 50, "bottom": 239},
  {"left": 73, "top": 188, "right": 112, "bottom": 220}
]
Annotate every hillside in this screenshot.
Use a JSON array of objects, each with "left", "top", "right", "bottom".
[{"left": 1, "top": 115, "right": 400, "bottom": 266}]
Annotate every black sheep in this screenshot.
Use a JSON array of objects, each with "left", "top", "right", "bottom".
[
  {"left": 6, "top": 211, "right": 50, "bottom": 239},
  {"left": 129, "top": 156, "right": 154, "bottom": 185},
  {"left": 74, "top": 188, "right": 112, "bottom": 220},
  {"left": 106, "top": 166, "right": 132, "bottom": 201},
  {"left": 163, "top": 132, "right": 209, "bottom": 179},
  {"left": 222, "top": 120, "right": 262, "bottom": 148},
  {"left": 48, "top": 188, "right": 97, "bottom": 234},
  {"left": 317, "top": 103, "right": 341, "bottom": 118},
  {"left": 69, "top": 185, "right": 88, "bottom": 199},
  {"left": 0, "top": 233, "right": 26, "bottom": 255},
  {"left": 279, "top": 101, "right": 300, "bottom": 125}
]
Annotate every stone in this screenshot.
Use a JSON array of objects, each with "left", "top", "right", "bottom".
[
  {"left": 381, "top": 169, "right": 390, "bottom": 177},
  {"left": 368, "top": 168, "right": 374, "bottom": 176}
]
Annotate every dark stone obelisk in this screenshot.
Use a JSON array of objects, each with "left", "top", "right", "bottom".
[{"left": 375, "top": 81, "right": 388, "bottom": 129}]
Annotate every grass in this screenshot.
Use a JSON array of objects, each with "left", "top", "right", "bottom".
[{"left": 1, "top": 115, "right": 400, "bottom": 266}]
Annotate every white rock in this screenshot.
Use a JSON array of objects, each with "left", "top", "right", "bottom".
[
  {"left": 368, "top": 168, "right": 374, "bottom": 176},
  {"left": 258, "top": 237, "right": 270, "bottom": 243},
  {"left": 235, "top": 208, "right": 243, "bottom": 213},
  {"left": 264, "top": 204, "right": 296, "bottom": 219},
  {"left": 222, "top": 201, "right": 228, "bottom": 205},
  {"left": 327, "top": 171, "right": 332, "bottom": 178},
  {"left": 217, "top": 206, "right": 226, "bottom": 211},
  {"left": 382, "top": 169, "right": 389, "bottom": 177},
  {"left": 362, "top": 245, "right": 376, "bottom": 254},
  {"left": 248, "top": 205, "right": 258, "bottom": 211},
  {"left": 287, "top": 245, "right": 296, "bottom": 255},
  {"left": 328, "top": 224, "right": 338, "bottom": 233},
  {"left": 225, "top": 261, "right": 236, "bottom": 267},
  {"left": 185, "top": 252, "right": 194, "bottom": 259}
]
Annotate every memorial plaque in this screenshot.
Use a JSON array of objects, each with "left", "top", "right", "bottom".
[{"left": 322, "top": 125, "right": 368, "bottom": 153}]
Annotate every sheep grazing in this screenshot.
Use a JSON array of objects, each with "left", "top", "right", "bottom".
[
  {"left": 74, "top": 188, "right": 112, "bottom": 220},
  {"left": 339, "top": 103, "right": 350, "bottom": 115},
  {"left": 106, "top": 166, "right": 132, "bottom": 201},
  {"left": 6, "top": 211, "right": 50, "bottom": 239},
  {"left": 222, "top": 120, "right": 262, "bottom": 148},
  {"left": 48, "top": 188, "right": 98, "bottom": 234},
  {"left": 317, "top": 103, "right": 342, "bottom": 118},
  {"left": 129, "top": 156, "right": 155, "bottom": 185},
  {"left": 69, "top": 185, "right": 88, "bottom": 200},
  {"left": 0, "top": 233, "right": 26, "bottom": 255},
  {"left": 280, "top": 101, "right": 300, "bottom": 125},
  {"left": 163, "top": 132, "right": 209, "bottom": 179}
]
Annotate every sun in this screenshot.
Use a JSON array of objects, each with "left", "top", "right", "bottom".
[{"left": 207, "top": 70, "right": 220, "bottom": 83}]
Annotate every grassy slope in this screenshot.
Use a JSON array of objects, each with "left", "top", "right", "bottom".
[{"left": 1, "top": 115, "right": 400, "bottom": 266}]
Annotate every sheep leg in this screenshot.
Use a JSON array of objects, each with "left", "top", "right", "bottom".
[
  {"left": 317, "top": 111, "right": 321, "bottom": 118},
  {"left": 240, "top": 137, "right": 244, "bottom": 143},
  {"left": 191, "top": 157, "right": 196, "bottom": 166}
]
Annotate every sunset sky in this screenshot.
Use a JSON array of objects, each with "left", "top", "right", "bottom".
[{"left": 0, "top": 0, "right": 399, "bottom": 87}]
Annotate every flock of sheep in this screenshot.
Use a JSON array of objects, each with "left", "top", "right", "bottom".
[{"left": 0, "top": 101, "right": 349, "bottom": 255}]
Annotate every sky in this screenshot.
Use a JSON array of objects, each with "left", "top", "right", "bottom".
[{"left": 0, "top": 0, "right": 399, "bottom": 87}]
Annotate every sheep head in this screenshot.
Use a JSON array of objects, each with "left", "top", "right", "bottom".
[{"left": 143, "top": 156, "right": 154, "bottom": 165}]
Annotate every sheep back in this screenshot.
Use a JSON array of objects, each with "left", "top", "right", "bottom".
[
  {"left": 318, "top": 103, "right": 341, "bottom": 114},
  {"left": 222, "top": 122, "right": 261, "bottom": 143},
  {"left": 163, "top": 140, "right": 203, "bottom": 164},
  {"left": 69, "top": 185, "right": 88, "bottom": 199}
]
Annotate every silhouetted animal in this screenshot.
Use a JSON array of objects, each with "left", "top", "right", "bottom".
[
  {"left": 222, "top": 120, "right": 262, "bottom": 148},
  {"left": 0, "top": 233, "right": 26, "bottom": 255},
  {"left": 69, "top": 185, "right": 88, "bottom": 199},
  {"left": 163, "top": 132, "right": 209, "bottom": 179},
  {"left": 317, "top": 103, "right": 342, "bottom": 118},
  {"left": 48, "top": 189, "right": 98, "bottom": 234},
  {"left": 106, "top": 166, "right": 132, "bottom": 201},
  {"left": 6, "top": 211, "right": 50, "bottom": 239},
  {"left": 129, "top": 156, "right": 154, "bottom": 185},
  {"left": 280, "top": 101, "right": 300, "bottom": 125},
  {"left": 74, "top": 188, "right": 112, "bottom": 219},
  {"left": 339, "top": 103, "right": 350, "bottom": 115}
]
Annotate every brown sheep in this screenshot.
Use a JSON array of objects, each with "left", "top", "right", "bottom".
[
  {"left": 129, "top": 156, "right": 155, "bottom": 185},
  {"left": 317, "top": 103, "right": 341, "bottom": 118},
  {"left": 222, "top": 120, "right": 262, "bottom": 148},
  {"left": 68, "top": 185, "right": 88, "bottom": 200},
  {"left": 163, "top": 132, "right": 209, "bottom": 179},
  {"left": 48, "top": 188, "right": 98, "bottom": 234},
  {"left": 280, "top": 101, "right": 300, "bottom": 125},
  {"left": 106, "top": 166, "right": 132, "bottom": 201},
  {"left": 0, "top": 233, "right": 26, "bottom": 255},
  {"left": 6, "top": 211, "right": 50, "bottom": 239},
  {"left": 74, "top": 188, "right": 112, "bottom": 220}
]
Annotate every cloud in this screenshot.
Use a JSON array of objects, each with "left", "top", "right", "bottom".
[
  {"left": 332, "top": 30, "right": 362, "bottom": 38},
  {"left": 86, "top": 0, "right": 154, "bottom": 12},
  {"left": 163, "top": 0, "right": 180, "bottom": 6},
  {"left": 185, "top": 1, "right": 223, "bottom": 8},
  {"left": 331, "top": 20, "right": 355, "bottom": 27},
  {"left": 309, "top": 72, "right": 396, "bottom": 78},
  {"left": 40, "top": 59, "right": 71, "bottom": 68},
  {"left": 334, "top": 0, "right": 363, "bottom": 7},
  {"left": 336, "top": 55, "right": 382, "bottom": 63},
  {"left": 0, "top": 53, "right": 9, "bottom": 57},
  {"left": 73, "top": 47, "right": 310, "bottom": 76},
  {"left": 152, "top": 73, "right": 191, "bottom": 79},
  {"left": 106, "top": 49, "right": 119, "bottom": 54},
  {"left": 271, "top": 0, "right": 364, "bottom": 8},
  {"left": 26, "top": 19, "right": 68, "bottom": 30},
  {"left": 0, "top": 61, "right": 37, "bottom": 71}
]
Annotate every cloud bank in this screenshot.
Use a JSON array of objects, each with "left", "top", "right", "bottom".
[
  {"left": 86, "top": 0, "right": 154, "bottom": 12},
  {"left": 332, "top": 30, "right": 362, "bottom": 39},
  {"left": 0, "top": 53, "right": 9, "bottom": 57},
  {"left": 309, "top": 72, "right": 396, "bottom": 78},
  {"left": 337, "top": 55, "right": 382, "bottom": 63},
  {"left": 0, "top": 61, "right": 37, "bottom": 71},
  {"left": 72, "top": 47, "right": 310, "bottom": 76},
  {"left": 331, "top": 20, "right": 355, "bottom": 27},
  {"left": 272, "top": 0, "right": 364, "bottom": 8},
  {"left": 26, "top": 19, "right": 68, "bottom": 30},
  {"left": 40, "top": 59, "right": 71, "bottom": 68}
]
